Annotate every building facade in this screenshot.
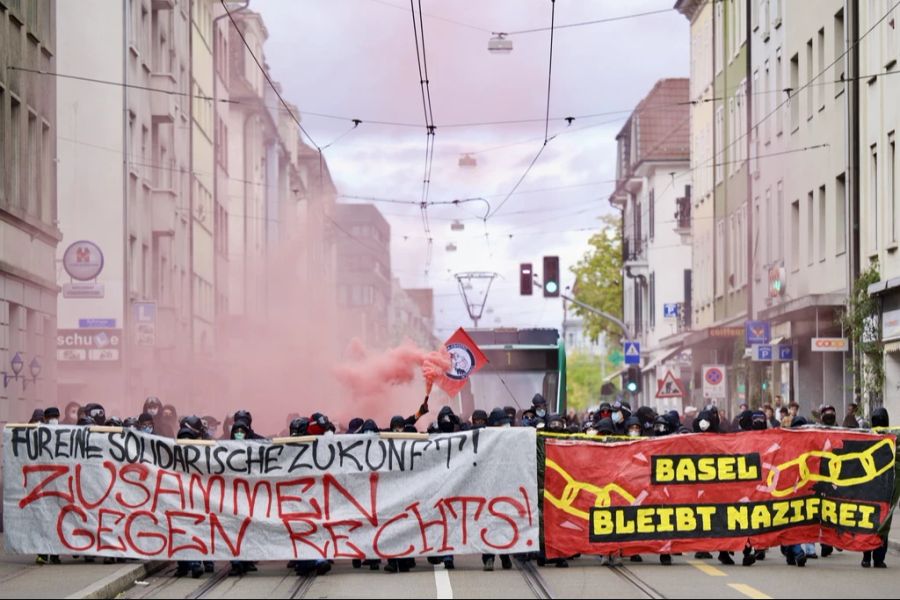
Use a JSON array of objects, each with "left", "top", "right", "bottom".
[
  {"left": 860, "top": 0, "right": 900, "bottom": 421},
  {"left": 56, "top": 0, "right": 196, "bottom": 418},
  {"left": 0, "top": 0, "right": 59, "bottom": 422},
  {"left": 334, "top": 203, "right": 392, "bottom": 351},
  {"left": 390, "top": 282, "right": 437, "bottom": 350},
  {"left": 610, "top": 78, "right": 693, "bottom": 411},
  {"left": 749, "top": 0, "right": 852, "bottom": 415}
]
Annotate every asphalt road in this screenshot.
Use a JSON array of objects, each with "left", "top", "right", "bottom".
[{"left": 120, "top": 546, "right": 900, "bottom": 599}]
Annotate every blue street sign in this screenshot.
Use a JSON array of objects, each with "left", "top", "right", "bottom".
[
  {"left": 663, "top": 303, "right": 680, "bottom": 318},
  {"left": 624, "top": 341, "right": 641, "bottom": 365},
  {"left": 778, "top": 345, "right": 793, "bottom": 361},
  {"left": 745, "top": 320, "right": 771, "bottom": 345},
  {"left": 752, "top": 344, "right": 773, "bottom": 361},
  {"left": 79, "top": 318, "right": 116, "bottom": 328},
  {"left": 134, "top": 302, "right": 157, "bottom": 324}
]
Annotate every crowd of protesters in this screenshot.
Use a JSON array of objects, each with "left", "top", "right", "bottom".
[{"left": 23, "top": 392, "right": 893, "bottom": 576}]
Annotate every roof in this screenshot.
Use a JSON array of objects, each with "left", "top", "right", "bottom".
[{"left": 619, "top": 78, "right": 691, "bottom": 166}]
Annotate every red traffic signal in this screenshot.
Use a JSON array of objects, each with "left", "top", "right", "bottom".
[{"left": 520, "top": 263, "right": 533, "bottom": 295}]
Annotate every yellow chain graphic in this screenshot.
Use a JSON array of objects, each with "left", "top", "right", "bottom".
[
  {"left": 765, "top": 438, "right": 896, "bottom": 498},
  {"left": 545, "top": 437, "right": 895, "bottom": 520},
  {"left": 544, "top": 458, "right": 636, "bottom": 521}
]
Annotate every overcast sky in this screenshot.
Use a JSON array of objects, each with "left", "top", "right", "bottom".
[{"left": 258, "top": 0, "right": 689, "bottom": 339}]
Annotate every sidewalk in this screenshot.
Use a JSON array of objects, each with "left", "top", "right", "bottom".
[{"left": 0, "top": 535, "right": 165, "bottom": 599}]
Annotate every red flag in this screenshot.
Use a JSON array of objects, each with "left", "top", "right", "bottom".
[{"left": 435, "top": 327, "right": 489, "bottom": 397}]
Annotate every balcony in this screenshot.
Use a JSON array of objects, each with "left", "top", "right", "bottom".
[
  {"left": 151, "top": 189, "right": 178, "bottom": 236},
  {"left": 674, "top": 186, "right": 692, "bottom": 242},
  {"left": 150, "top": 73, "right": 178, "bottom": 124},
  {"left": 623, "top": 238, "right": 648, "bottom": 274},
  {"left": 674, "top": 197, "right": 691, "bottom": 234}
]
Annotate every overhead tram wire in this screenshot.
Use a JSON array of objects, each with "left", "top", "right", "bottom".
[
  {"left": 222, "top": 0, "right": 320, "bottom": 152},
  {"left": 488, "top": 0, "right": 558, "bottom": 220},
  {"left": 409, "top": 0, "right": 438, "bottom": 276},
  {"left": 694, "top": 0, "right": 900, "bottom": 186},
  {"left": 504, "top": 7, "right": 674, "bottom": 36}
]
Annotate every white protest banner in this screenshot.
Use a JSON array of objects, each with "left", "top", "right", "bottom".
[{"left": 3, "top": 426, "right": 538, "bottom": 561}]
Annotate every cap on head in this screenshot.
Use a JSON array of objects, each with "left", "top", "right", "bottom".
[{"left": 488, "top": 407, "right": 510, "bottom": 427}]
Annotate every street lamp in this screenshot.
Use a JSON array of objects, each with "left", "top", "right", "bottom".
[
  {"left": 488, "top": 33, "right": 512, "bottom": 54},
  {"left": 2, "top": 352, "right": 24, "bottom": 387},
  {"left": 458, "top": 153, "right": 477, "bottom": 167},
  {"left": 23, "top": 357, "right": 42, "bottom": 390}
]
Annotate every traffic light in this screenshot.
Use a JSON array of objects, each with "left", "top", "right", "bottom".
[
  {"left": 624, "top": 365, "right": 641, "bottom": 394},
  {"left": 519, "top": 263, "right": 533, "bottom": 295},
  {"left": 543, "top": 256, "right": 560, "bottom": 297}
]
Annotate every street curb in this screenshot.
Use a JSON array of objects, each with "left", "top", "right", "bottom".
[
  {"left": 890, "top": 539, "right": 900, "bottom": 554},
  {"left": 65, "top": 560, "right": 168, "bottom": 599}
]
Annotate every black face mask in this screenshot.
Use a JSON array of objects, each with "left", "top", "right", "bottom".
[
  {"left": 822, "top": 413, "right": 836, "bottom": 426},
  {"left": 438, "top": 418, "right": 455, "bottom": 433}
]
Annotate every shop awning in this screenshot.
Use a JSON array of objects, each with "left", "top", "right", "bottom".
[
  {"left": 641, "top": 346, "right": 684, "bottom": 374},
  {"left": 884, "top": 340, "right": 900, "bottom": 354}
]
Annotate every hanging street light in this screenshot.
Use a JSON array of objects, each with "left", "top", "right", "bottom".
[{"left": 487, "top": 32, "right": 512, "bottom": 54}]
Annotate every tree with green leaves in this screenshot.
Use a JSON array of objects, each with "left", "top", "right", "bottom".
[
  {"left": 569, "top": 213, "right": 624, "bottom": 346},
  {"left": 840, "top": 261, "right": 884, "bottom": 406},
  {"left": 566, "top": 351, "right": 619, "bottom": 411}
]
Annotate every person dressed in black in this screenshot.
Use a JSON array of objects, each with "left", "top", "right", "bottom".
[
  {"left": 863, "top": 407, "right": 892, "bottom": 568},
  {"left": 174, "top": 418, "right": 205, "bottom": 579}
]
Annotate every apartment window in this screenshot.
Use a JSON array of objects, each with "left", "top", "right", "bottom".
[
  {"left": 807, "top": 191, "right": 815, "bottom": 266},
  {"left": 817, "top": 28, "right": 826, "bottom": 110},
  {"left": 836, "top": 173, "right": 847, "bottom": 255},
  {"left": 10, "top": 96, "right": 21, "bottom": 208},
  {"left": 819, "top": 185, "right": 827, "bottom": 261},
  {"left": 649, "top": 272, "right": 656, "bottom": 329},
  {"left": 634, "top": 197, "right": 642, "bottom": 253},
  {"left": 129, "top": 235, "right": 139, "bottom": 294},
  {"left": 42, "top": 121, "right": 52, "bottom": 223},
  {"left": 728, "top": 98, "right": 735, "bottom": 174},
  {"left": 728, "top": 214, "right": 736, "bottom": 288},
  {"left": 142, "top": 243, "right": 150, "bottom": 296},
  {"left": 777, "top": 180, "right": 785, "bottom": 261},
  {"left": 649, "top": 188, "right": 655, "bottom": 240},
  {"left": 772, "top": 0, "right": 782, "bottom": 28},
  {"left": 835, "top": 9, "right": 846, "bottom": 96},
  {"left": 0, "top": 88, "right": 5, "bottom": 203},
  {"left": 791, "top": 200, "right": 800, "bottom": 271},
  {"left": 754, "top": 196, "right": 762, "bottom": 274},
  {"left": 764, "top": 188, "right": 772, "bottom": 267},
  {"left": 805, "top": 40, "right": 814, "bottom": 120},
  {"left": 715, "top": 0, "right": 724, "bottom": 74},
  {"left": 887, "top": 2, "right": 898, "bottom": 65},
  {"left": 890, "top": 133, "right": 897, "bottom": 245},
  {"left": 761, "top": 0, "right": 771, "bottom": 39},
  {"left": 741, "top": 205, "right": 748, "bottom": 285},
  {"left": 776, "top": 48, "right": 784, "bottom": 135},
  {"left": 763, "top": 60, "right": 770, "bottom": 143},
  {"left": 27, "top": 111, "right": 38, "bottom": 217},
  {"left": 790, "top": 53, "right": 800, "bottom": 131},
  {"left": 872, "top": 144, "right": 879, "bottom": 253},
  {"left": 716, "top": 106, "right": 725, "bottom": 183},
  {"left": 716, "top": 219, "right": 726, "bottom": 295}
]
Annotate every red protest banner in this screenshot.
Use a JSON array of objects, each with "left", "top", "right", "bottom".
[
  {"left": 435, "top": 328, "right": 488, "bottom": 397},
  {"left": 542, "top": 429, "right": 897, "bottom": 558}
]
